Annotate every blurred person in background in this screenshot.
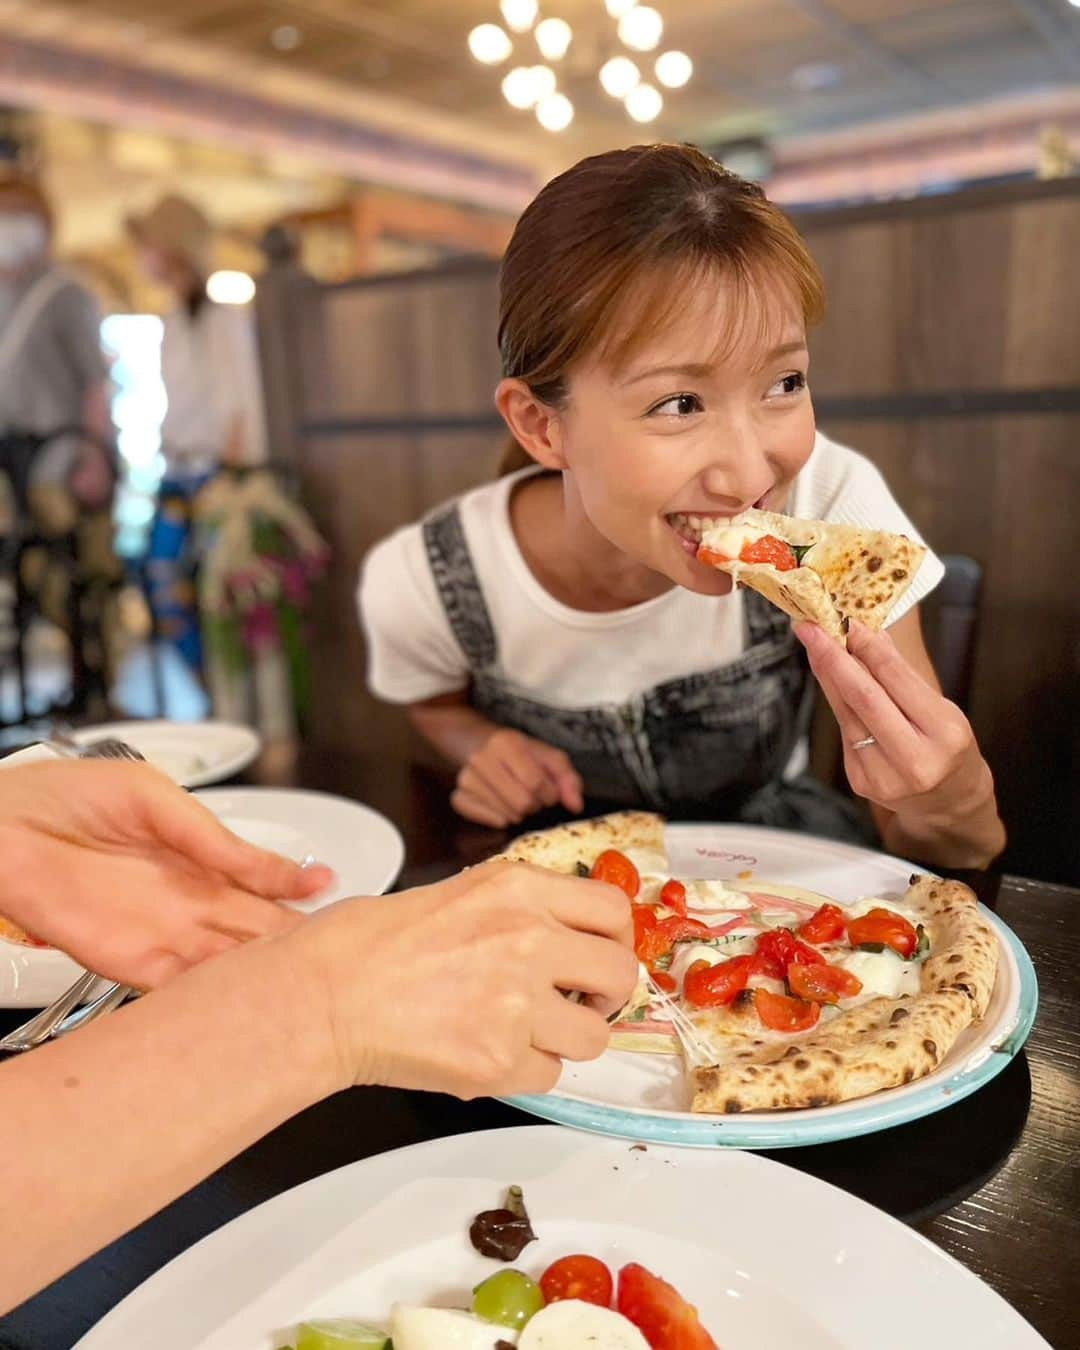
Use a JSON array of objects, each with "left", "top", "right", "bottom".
[
  {"left": 127, "top": 193, "right": 268, "bottom": 678},
  {"left": 0, "top": 173, "right": 118, "bottom": 626}
]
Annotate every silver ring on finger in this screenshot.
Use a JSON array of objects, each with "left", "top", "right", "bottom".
[{"left": 851, "top": 735, "right": 877, "bottom": 750}]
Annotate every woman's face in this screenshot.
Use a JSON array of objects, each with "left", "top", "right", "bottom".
[{"left": 553, "top": 271, "right": 816, "bottom": 596}]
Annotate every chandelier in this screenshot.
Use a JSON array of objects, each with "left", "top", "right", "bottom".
[{"left": 467, "top": 1, "right": 692, "bottom": 133}]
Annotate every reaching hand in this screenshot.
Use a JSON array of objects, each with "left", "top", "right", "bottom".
[{"left": 0, "top": 760, "right": 334, "bottom": 988}]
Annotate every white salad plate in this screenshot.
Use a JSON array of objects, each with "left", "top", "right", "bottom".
[
  {"left": 0, "top": 787, "right": 404, "bottom": 1007},
  {"left": 507, "top": 824, "right": 1037, "bottom": 1149},
  {"left": 68, "top": 719, "right": 262, "bottom": 788},
  {"left": 74, "top": 1124, "right": 1049, "bottom": 1350}
]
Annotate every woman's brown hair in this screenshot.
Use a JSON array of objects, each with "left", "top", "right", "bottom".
[{"left": 496, "top": 143, "right": 823, "bottom": 474}]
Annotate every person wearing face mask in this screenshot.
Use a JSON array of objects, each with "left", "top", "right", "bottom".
[
  {"left": 0, "top": 174, "right": 116, "bottom": 553},
  {"left": 359, "top": 144, "right": 1005, "bottom": 873},
  {"left": 126, "top": 194, "right": 268, "bottom": 676}
]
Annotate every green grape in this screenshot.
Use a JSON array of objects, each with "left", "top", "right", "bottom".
[
  {"left": 471, "top": 1269, "right": 544, "bottom": 1331},
  {"left": 296, "top": 1318, "right": 389, "bottom": 1349}
]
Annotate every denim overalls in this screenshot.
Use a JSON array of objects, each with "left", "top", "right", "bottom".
[{"left": 423, "top": 501, "right": 870, "bottom": 841}]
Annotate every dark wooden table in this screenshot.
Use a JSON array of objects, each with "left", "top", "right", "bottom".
[{"left": 1, "top": 746, "right": 1077, "bottom": 1350}]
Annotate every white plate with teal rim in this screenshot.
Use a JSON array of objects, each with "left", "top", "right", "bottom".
[
  {"left": 75, "top": 1125, "right": 1049, "bottom": 1350},
  {"left": 506, "top": 824, "right": 1038, "bottom": 1150},
  {"left": 0, "top": 787, "right": 403, "bottom": 1007}
]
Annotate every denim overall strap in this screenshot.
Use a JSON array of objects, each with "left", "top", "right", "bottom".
[{"left": 421, "top": 502, "right": 498, "bottom": 670}]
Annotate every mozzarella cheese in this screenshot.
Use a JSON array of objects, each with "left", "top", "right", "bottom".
[
  {"left": 685, "top": 879, "right": 754, "bottom": 911},
  {"left": 700, "top": 522, "right": 770, "bottom": 558},
  {"left": 517, "top": 1301, "right": 649, "bottom": 1349},
  {"left": 835, "top": 947, "right": 920, "bottom": 1002},
  {"left": 390, "top": 1306, "right": 516, "bottom": 1349},
  {"left": 621, "top": 847, "right": 670, "bottom": 879}
]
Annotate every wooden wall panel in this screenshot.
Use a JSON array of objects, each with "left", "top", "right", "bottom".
[{"left": 296, "top": 427, "right": 505, "bottom": 760}]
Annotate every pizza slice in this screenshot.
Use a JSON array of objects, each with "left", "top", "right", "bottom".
[
  {"left": 688, "top": 876, "right": 999, "bottom": 1113},
  {"left": 695, "top": 508, "right": 926, "bottom": 641}
]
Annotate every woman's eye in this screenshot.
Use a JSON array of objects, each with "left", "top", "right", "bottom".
[
  {"left": 768, "top": 372, "right": 807, "bottom": 398},
  {"left": 650, "top": 392, "right": 704, "bottom": 417}
]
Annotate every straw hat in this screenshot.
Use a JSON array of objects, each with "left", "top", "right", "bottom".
[
  {"left": 126, "top": 193, "right": 213, "bottom": 276},
  {"left": 0, "top": 173, "right": 53, "bottom": 231}
]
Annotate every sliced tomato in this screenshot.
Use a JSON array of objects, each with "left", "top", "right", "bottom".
[
  {"left": 617, "top": 1262, "right": 718, "bottom": 1350},
  {"left": 788, "top": 962, "right": 863, "bottom": 1004},
  {"left": 540, "top": 1253, "right": 614, "bottom": 1308},
  {"left": 651, "top": 970, "right": 678, "bottom": 995},
  {"left": 696, "top": 545, "right": 731, "bottom": 567},
  {"left": 684, "top": 955, "right": 752, "bottom": 1008},
  {"left": 752, "top": 928, "right": 821, "bottom": 980},
  {"left": 591, "top": 849, "right": 641, "bottom": 900},
  {"left": 659, "top": 878, "right": 688, "bottom": 917},
  {"left": 754, "top": 988, "right": 821, "bottom": 1032},
  {"left": 655, "top": 915, "right": 712, "bottom": 945},
  {"left": 633, "top": 906, "right": 668, "bottom": 967},
  {"left": 797, "top": 902, "right": 847, "bottom": 945},
  {"left": 740, "top": 534, "right": 797, "bottom": 570},
  {"left": 846, "top": 907, "right": 919, "bottom": 958}
]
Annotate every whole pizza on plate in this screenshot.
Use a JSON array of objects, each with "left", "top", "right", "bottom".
[{"left": 498, "top": 812, "right": 1000, "bottom": 1114}]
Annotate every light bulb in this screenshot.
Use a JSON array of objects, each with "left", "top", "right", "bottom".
[
  {"left": 536, "top": 91, "right": 574, "bottom": 131},
  {"left": 600, "top": 56, "right": 641, "bottom": 98},
  {"left": 529, "top": 65, "right": 557, "bottom": 100},
  {"left": 655, "top": 50, "right": 692, "bottom": 88},
  {"left": 605, "top": 0, "right": 637, "bottom": 15},
  {"left": 502, "top": 66, "right": 541, "bottom": 109},
  {"left": 206, "top": 271, "right": 256, "bottom": 305},
  {"left": 625, "top": 82, "right": 663, "bottom": 122},
  {"left": 499, "top": 0, "right": 538, "bottom": 33},
  {"left": 468, "top": 23, "right": 512, "bottom": 64},
  {"left": 535, "top": 17, "right": 572, "bottom": 60},
  {"left": 618, "top": 6, "right": 663, "bottom": 52}
]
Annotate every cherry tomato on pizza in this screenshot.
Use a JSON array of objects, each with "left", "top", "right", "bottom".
[
  {"left": 684, "top": 955, "right": 752, "bottom": 1008},
  {"left": 788, "top": 962, "right": 863, "bottom": 1005},
  {"left": 846, "top": 907, "right": 919, "bottom": 958},
  {"left": 617, "top": 1262, "right": 718, "bottom": 1350},
  {"left": 659, "top": 879, "right": 688, "bottom": 917},
  {"left": 752, "top": 928, "right": 821, "bottom": 980},
  {"left": 697, "top": 534, "right": 797, "bottom": 573},
  {"left": 754, "top": 988, "right": 821, "bottom": 1032},
  {"left": 539, "top": 1254, "right": 614, "bottom": 1309},
  {"left": 797, "top": 902, "right": 846, "bottom": 945},
  {"left": 651, "top": 970, "right": 678, "bottom": 995},
  {"left": 591, "top": 849, "right": 640, "bottom": 900}
]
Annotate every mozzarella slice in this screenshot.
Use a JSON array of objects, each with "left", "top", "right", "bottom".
[
  {"left": 389, "top": 1306, "right": 517, "bottom": 1349},
  {"left": 685, "top": 879, "right": 754, "bottom": 911},
  {"left": 517, "top": 1301, "right": 649, "bottom": 1349},
  {"left": 836, "top": 947, "right": 920, "bottom": 1001},
  {"left": 621, "top": 847, "right": 670, "bottom": 879}
]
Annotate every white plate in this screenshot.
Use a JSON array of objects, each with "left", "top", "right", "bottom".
[
  {"left": 508, "top": 824, "right": 1037, "bottom": 1148},
  {"left": 0, "top": 788, "right": 404, "bottom": 1007},
  {"left": 74, "top": 1125, "right": 1048, "bottom": 1350},
  {"left": 69, "top": 720, "right": 262, "bottom": 788}
]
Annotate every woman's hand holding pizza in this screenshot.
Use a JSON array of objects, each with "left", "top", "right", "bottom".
[
  {"left": 452, "top": 727, "right": 585, "bottom": 828},
  {"left": 295, "top": 860, "right": 636, "bottom": 1100},
  {"left": 795, "top": 620, "right": 1005, "bottom": 867}
]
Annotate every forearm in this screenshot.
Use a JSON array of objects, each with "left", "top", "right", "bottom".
[
  {"left": 873, "top": 771, "right": 1006, "bottom": 871},
  {"left": 407, "top": 699, "right": 499, "bottom": 770},
  {"left": 0, "top": 934, "right": 337, "bottom": 1313}
]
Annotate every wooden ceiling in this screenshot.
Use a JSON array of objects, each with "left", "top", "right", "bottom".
[{"left": 35, "top": 0, "right": 1080, "bottom": 160}]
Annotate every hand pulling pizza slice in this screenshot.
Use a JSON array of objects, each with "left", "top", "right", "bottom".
[
  {"left": 496, "top": 816, "right": 1000, "bottom": 1113},
  {"left": 695, "top": 508, "right": 927, "bottom": 642}
]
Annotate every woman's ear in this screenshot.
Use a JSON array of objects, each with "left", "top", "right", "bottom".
[{"left": 495, "top": 379, "right": 567, "bottom": 470}]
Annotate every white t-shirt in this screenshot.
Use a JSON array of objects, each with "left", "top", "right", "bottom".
[
  {"left": 359, "top": 432, "right": 944, "bottom": 709},
  {"left": 160, "top": 300, "right": 268, "bottom": 474}
]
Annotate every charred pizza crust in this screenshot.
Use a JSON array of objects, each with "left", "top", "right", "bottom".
[
  {"left": 689, "top": 876, "right": 999, "bottom": 1113},
  {"left": 700, "top": 508, "right": 926, "bottom": 642}
]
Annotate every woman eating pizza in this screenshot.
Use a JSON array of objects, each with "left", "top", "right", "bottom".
[{"left": 360, "top": 143, "right": 1004, "bottom": 871}]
